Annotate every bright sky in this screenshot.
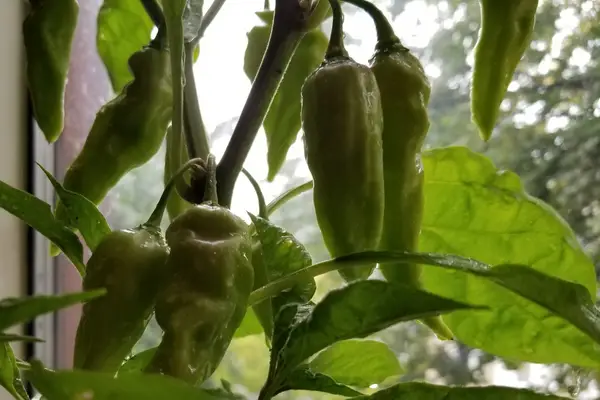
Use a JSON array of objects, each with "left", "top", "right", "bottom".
[{"left": 192, "top": 0, "right": 597, "bottom": 397}]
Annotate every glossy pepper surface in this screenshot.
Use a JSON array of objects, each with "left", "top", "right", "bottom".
[
  {"left": 72, "top": 159, "right": 203, "bottom": 373},
  {"left": 344, "top": 0, "right": 453, "bottom": 339},
  {"left": 471, "top": 0, "right": 539, "bottom": 141},
  {"left": 23, "top": 0, "right": 78, "bottom": 143},
  {"left": 73, "top": 226, "right": 169, "bottom": 373},
  {"left": 301, "top": 0, "right": 384, "bottom": 282},
  {"left": 145, "top": 158, "right": 254, "bottom": 384},
  {"left": 55, "top": 31, "right": 172, "bottom": 224}
]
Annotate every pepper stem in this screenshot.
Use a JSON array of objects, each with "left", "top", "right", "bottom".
[
  {"left": 341, "top": 0, "right": 403, "bottom": 51},
  {"left": 324, "top": 0, "right": 349, "bottom": 60},
  {"left": 203, "top": 154, "right": 219, "bottom": 204},
  {"left": 146, "top": 158, "right": 206, "bottom": 227},
  {"left": 241, "top": 169, "right": 267, "bottom": 219}
]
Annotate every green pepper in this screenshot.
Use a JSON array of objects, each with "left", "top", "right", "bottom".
[
  {"left": 145, "top": 156, "right": 254, "bottom": 385},
  {"left": 72, "top": 159, "right": 202, "bottom": 374},
  {"left": 471, "top": 0, "right": 539, "bottom": 141},
  {"left": 54, "top": 29, "right": 172, "bottom": 226},
  {"left": 343, "top": 0, "right": 452, "bottom": 340},
  {"left": 23, "top": 0, "right": 78, "bottom": 143},
  {"left": 244, "top": 10, "right": 328, "bottom": 181},
  {"left": 301, "top": 0, "right": 384, "bottom": 283}
]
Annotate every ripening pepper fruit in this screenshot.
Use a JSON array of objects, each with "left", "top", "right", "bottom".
[
  {"left": 301, "top": 0, "right": 385, "bottom": 282},
  {"left": 72, "top": 159, "right": 202, "bottom": 373},
  {"left": 244, "top": 10, "right": 328, "bottom": 181},
  {"left": 23, "top": 0, "right": 78, "bottom": 143},
  {"left": 145, "top": 157, "right": 254, "bottom": 385},
  {"left": 471, "top": 0, "right": 539, "bottom": 141},
  {"left": 72, "top": 168, "right": 189, "bottom": 373},
  {"left": 54, "top": 29, "right": 172, "bottom": 229},
  {"left": 73, "top": 225, "right": 169, "bottom": 374},
  {"left": 343, "top": 0, "right": 453, "bottom": 340}
]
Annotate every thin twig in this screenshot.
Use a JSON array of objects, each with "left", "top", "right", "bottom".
[{"left": 193, "top": 0, "right": 228, "bottom": 45}]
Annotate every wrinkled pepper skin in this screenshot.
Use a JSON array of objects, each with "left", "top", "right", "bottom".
[
  {"left": 73, "top": 226, "right": 169, "bottom": 373},
  {"left": 145, "top": 205, "right": 254, "bottom": 385},
  {"left": 370, "top": 46, "right": 430, "bottom": 288},
  {"left": 55, "top": 35, "right": 172, "bottom": 223},
  {"left": 471, "top": 0, "right": 539, "bottom": 140},
  {"left": 23, "top": 0, "right": 78, "bottom": 143},
  {"left": 301, "top": 59, "right": 385, "bottom": 282}
]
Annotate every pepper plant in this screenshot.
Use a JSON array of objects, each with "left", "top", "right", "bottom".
[{"left": 1, "top": 0, "right": 597, "bottom": 399}]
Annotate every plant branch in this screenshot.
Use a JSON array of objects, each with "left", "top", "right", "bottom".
[
  {"left": 193, "top": 0, "right": 228, "bottom": 44},
  {"left": 183, "top": 42, "right": 210, "bottom": 160},
  {"left": 140, "top": 0, "right": 165, "bottom": 28},
  {"left": 215, "top": 0, "right": 311, "bottom": 208}
]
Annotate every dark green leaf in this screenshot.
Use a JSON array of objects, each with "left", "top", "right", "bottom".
[
  {"left": 234, "top": 308, "right": 264, "bottom": 338},
  {"left": 421, "top": 146, "right": 600, "bottom": 366},
  {"left": 276, "top": 367, "right": 362, "bottom": 397},
  {"left": 278, "top": 280, "right": 480, "bottom": 375},
  {"left": 117, "top": 347, "right": 157, "bottom": 375},
  {"left": 252, "top": 250, "right": 600, "bottom": 367},
  {"left": 244, "top": 14, "right": 328, "bottom": 181},
  {"left": 0, "top": 342, "right": 28, "bottom": 400},
  {"left": 97, "top": 0, "right": 154, "bottom": 93},
  {"left": 0, "top": 290, "right": 105, "bottom": 332},
  {"left": 309, "top": 339, "right": 403, "bottom": 388},
  {"left": 26, "top": 360, "right": 220, "bottom": 400},
  {"left": 353, "top": 381, "right": 570, "bottom": 399},
  {"left": 38, "top": 164, "right": 111, "bottom": 252},
  {"left": 0, "top": 180, "right": 85, "bottom": 274},
  {"left": 251, "top": 215, "right": 315, "bottom": 304},
  {"left": 0, "top": 333, "right": 43, "bottom": 343},
  {"left": 250, "top": 215, "right": 316, "bottom": 340}
]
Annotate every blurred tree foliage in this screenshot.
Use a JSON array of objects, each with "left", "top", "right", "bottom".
[{"left": 103, "top": 0, "right": 600, "bottom": 398}]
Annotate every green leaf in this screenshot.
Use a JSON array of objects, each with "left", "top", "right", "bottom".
[
  {"left": 276, "top": 280, "right": 480, "bottom": 376},
  {"left": 38, "top": 164, "right": 111, "bottom": 252},
  {"left": 252, "top": 250, "right": 600, "bottom": 367},
  {"left": 0, "top": 290, "right": 105, "bottom": 332},
  {"left": 26, "top": 360, "right": 220, "bottom": 400},
  {"left": 244, "top": 14, "right": 328, "bottom": 181},
  {"left": 309, "top": 339, "right": 402, "bottom": 388},
  {"left": 234, "top": 309, "right": 264, "bottom": 338},
  {"left": 250, "top": 215, "right": 316, "bottom": 340},
  {"left": 0, "top": 333, "right": 43, "bottom": 343},
  {"left": 353, "top": 381, "right": 570, "bottom": 399},
  {"left": 0, "top": 342, "right": 28, "bottom": 400},
  {"left": 276, "top": 367, "right": 362, "bottom": 397},
  {"left": 420, "top": 146, "right": 600, "bottom": 366},
  {"left": 97, "top": 0, "right": 153, "bottom": 93},
  {"left": 117, "top": 347, "right": 157, "bottom": 375},
  {"left": 0, "top": 180, "right": 85, "bottom": 274},
  {"left": 251, "top": 216, "right": 315, "bottom": 304}
]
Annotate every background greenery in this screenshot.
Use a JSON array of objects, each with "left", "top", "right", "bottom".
[{"left": 99, "top": 0, "right": 600, "bottom": 398}]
